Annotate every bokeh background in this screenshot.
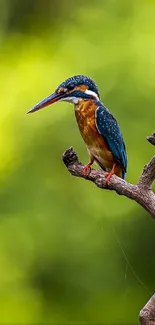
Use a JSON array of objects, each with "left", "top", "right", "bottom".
[{"left": 0, "top": 0, "right": 155, "bottom": 324}]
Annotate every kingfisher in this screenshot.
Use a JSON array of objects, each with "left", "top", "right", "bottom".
[{"left": 27, "top": 75, "right": 127, "bottom": 183}]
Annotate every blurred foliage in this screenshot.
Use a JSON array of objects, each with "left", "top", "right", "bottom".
[{"left": 0, "top": 0, "right": 155, "bottom": 324}]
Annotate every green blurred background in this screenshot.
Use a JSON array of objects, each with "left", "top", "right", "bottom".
[{"left": 0, "top": 0, "right": 155, "bottom": 324}]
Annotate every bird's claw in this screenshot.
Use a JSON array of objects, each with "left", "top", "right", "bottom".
[
  {"left": 105, "top": 164, "right": 116, "bottom": 184},
  {"left": 82, "top": 164, "right": 92, "bottom": 177},
  {"left": 105, "top": 173, "right": 111, "bottom": 185}
]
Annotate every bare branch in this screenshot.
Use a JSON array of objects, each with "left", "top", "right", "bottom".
[
  {"left": 62, "top": 133, "right": 155, "bottom": 324},
  {"left": 139, "top": 294, "right": 155, "bottom": 325},
  {"left": 62, "top": 133, "right": 155, "bottom": 218},
  {"left": 147, "top": 133, "right": 155, "bottom": 146},
  {"left": 138, "top": 156, "right": 155, "bottom": 190}
]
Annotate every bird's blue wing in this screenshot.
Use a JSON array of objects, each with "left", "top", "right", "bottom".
[{"left": 95, "top": 104, "right": 127, "bottom": 178}]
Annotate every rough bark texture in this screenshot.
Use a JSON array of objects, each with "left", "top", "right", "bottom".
[
  {"left": 139, "top": 294, "right": 155, "bottom": 325},
  {"left": 62, "top": 132, "right": 155, "bottom": 325}
]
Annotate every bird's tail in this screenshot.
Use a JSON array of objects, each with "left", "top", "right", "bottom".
[{"left": 121, "top": 170, "right": 126, "bottom": 179}]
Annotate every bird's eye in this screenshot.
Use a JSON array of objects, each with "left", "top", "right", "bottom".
[{"left": 67, "top": 84, "right": 74, "bottom": 91}]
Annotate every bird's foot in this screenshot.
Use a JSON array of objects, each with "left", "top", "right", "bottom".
[
  {"left": 105, "top": 163, "right": 116, "bottom": 185},
  {"left": 82, "top": 162, "right": 93, "bottom": 177}
]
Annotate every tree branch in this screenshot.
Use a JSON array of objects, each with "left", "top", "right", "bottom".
[
  {"left": 62, "top": 132, "right": 155, "bottom": 218},
  {"left": 62, "top": 132, "right": 155, "bottom": 325},
  {"left": 139, "top": 294, "right": 155, "bottom": 325}
]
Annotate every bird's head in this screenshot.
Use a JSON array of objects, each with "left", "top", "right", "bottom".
[{"left": 27, "top": 75, "right": 100, "bottom": 114}]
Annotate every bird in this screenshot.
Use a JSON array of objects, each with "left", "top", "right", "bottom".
[{"left": 27, "top": 75, "right": 127, "bottom": 183}]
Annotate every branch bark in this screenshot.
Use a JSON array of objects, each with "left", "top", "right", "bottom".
[
  {"left": 62, "top": 132, "right": 155, "bottom": 325},
  {"left": 139, "top": 294, "right": 155, "bottom": 325}
]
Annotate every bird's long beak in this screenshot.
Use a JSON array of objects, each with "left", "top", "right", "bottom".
[{"left": 27, "top": 91, "right": 62, "bottom": 114}]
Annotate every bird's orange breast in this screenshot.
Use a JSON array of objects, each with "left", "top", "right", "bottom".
[
  {"left": 74, "top": 100, "right": 115, "bottom": 170},
  {"left": 75, "top": 100, "right": 104, "bottom": 146}
]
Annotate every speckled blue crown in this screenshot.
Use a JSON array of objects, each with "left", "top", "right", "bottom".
[{"left": 56, "top": 75, "right": 100, "bottom": 99}]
